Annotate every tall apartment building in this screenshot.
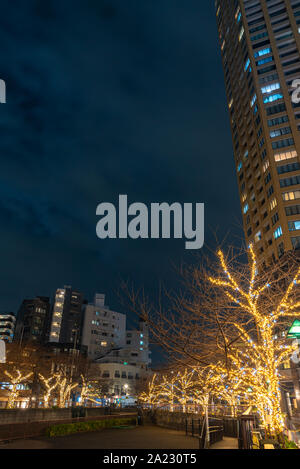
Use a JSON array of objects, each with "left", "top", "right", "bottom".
[
  {"left": 49, "top": 286, "right": 84, "bottom": 347},
  {"left": 14, "top": 297, "right": 50, "bottom": 344},
  {"left": 215, "top": 0, "right": 300, "bottom": 263},
  {"left": 0, "top": 313, "right": 15, "bottom": 343},
  {"left": 81, "top": 293, "right": 126, "bottom": 360}
]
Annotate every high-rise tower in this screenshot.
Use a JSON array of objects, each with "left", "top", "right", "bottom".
[
  {"left": 49, "top": 286, "right": 84, "bottom": 347},
  {"left": 15, "top": 297, "right": 50, "bottom": 344},
  {"left": 216, "top": 0, "right": 300, "bottom": 264}
]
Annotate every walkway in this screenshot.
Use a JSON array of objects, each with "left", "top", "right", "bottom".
[
  {"left": 210, "top": 437, "right": 239, "bottom": 449},
  {"left": 1, "top": 425, "right": 200, "bottom": 449}
]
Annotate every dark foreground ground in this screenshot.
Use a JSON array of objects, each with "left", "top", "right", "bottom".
[{"left": 0, "top": 425, "right": 238, "bottom": 449}]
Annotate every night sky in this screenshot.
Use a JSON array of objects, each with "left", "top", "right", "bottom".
[{"left": 0, "top": 0, "right": 243, "bottom": 323}]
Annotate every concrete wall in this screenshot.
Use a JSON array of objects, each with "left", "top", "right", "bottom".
[{"left": 0, "top": 407, "right": 108, "bottom": 424}]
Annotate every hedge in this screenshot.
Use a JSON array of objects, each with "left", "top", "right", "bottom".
[
  {"left": 46, "top": 417, "right": 137, "bottom": 438},
  {"left": 284, "top": 437, "right": 299, "bottom": 449}
]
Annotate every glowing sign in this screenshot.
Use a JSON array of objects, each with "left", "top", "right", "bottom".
[{"left": 287, "top": 320, "right": 300, "bottom": 338}]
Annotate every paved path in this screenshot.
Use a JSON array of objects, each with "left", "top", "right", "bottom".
[
  {"left": 210, "top": 437, "right": 238, "bottom": 449},
  {"left": 1, "top": 426, "right": 200, "bottom": 449}
]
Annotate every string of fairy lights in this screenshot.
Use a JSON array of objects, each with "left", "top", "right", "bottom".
[{"left": 139, "top": 246, "right": 300, "bottom": 435}]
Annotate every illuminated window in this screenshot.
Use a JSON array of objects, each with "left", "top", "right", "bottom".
[
  {"left": 255, "top": 47, "right": 271, "bottom": 58},
  {"left": 257, "top": 56, "right": 273, "bottom": 66},
  {"left": 269, "top": 198, "right": 277, "bottom": 211},
  {"left": 274, "top": 150, "right": 297, "bottom": 162},
  {"left": 288, "top": 220, "right": 300, "bottom": 232},
  {"left": 274, "top": 226, "right": 283, "bottom": 240},
  {"left": 261, "top": 82, "right": 280, "bottom": 94},
  {"left": 250, "top": 93, "right": 257, "bottom": 107},
  {"left": 234, "top": 7, "right": 240, "bottom": 21},
  {"left": 254, "top": 231, "right": 262, "bottom": 243},
  {"left": 239, "top": 26, "right": 244, "bottom": 41},
  {"left": 263, "top": 160, "right": 270, "bottom": 173},
  {"left": 244, "top": 58, "right": 250, "bottom": 71},
  {"left": 263, "top": 93, "right": 283, "bottom": 104},
  {"left": 282, "top": 190, "right": 300, "bottom": 201}
]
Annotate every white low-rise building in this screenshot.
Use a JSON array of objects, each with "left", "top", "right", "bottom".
[
  {"left": 90, "top": 361, "right": 148, "bottom": 404},
  {"left": 82, "top": 294, "right": 152, "bottom": 402},
  {"left": 81, "top": 294, "right": 126, "bottom": 360}
]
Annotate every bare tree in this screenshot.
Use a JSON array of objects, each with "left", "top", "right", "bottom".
[{"left": 125, "top": 245, "right": 300, "bottom": 435}]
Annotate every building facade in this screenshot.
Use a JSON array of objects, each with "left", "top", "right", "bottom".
[
  {"left": 92, "top": 320, "right": 151, "bottom": 402},
  {"left": 81, "top": 293, "right": 126, "bottom": 360},
  {"left": 49, "top": 286, "right": 84, "bottom": 347},
  {"left": 0, "top": 313, "right": 15, "bottom": 343},
  {"left": 216, "top": 0, "right": 300, "bottom": 263},
  {"left": 81, "top": 294, "right": 152, "bottom": 401},
  {"left": 124, "top": 320, "right": 152, "bottom": 369},
  {"left": 90, "top": 361, "right": 148, "bottom": 405},
  {"left": 14, "top": 297, "right": 50, "bottom": 344}
]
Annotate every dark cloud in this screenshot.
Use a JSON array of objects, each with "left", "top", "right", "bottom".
[{"left": 0, "top": 0, "right": 243, "bottom": 338}]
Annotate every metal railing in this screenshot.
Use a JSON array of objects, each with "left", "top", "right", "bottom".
[{"left": 185, "top": 416, "right": 224, "bottom": 448}]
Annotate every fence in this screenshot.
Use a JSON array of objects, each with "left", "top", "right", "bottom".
[
  {"left": 145, "top": 410, "right": 224, "bottom": 449},
  {"left": 185, "top": 416, "right": 223, "bottom": 448},
  {"left": 145, "top": 409, "right": 262, "bottom": 449},
  {"left": 223, "top": 417, "right": 239, "bottom": 438}
]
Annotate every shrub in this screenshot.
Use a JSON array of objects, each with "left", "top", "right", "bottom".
[
  {"left": 284, "top": 437, "right": 299, "bottom": 449},
  {"left": 46, "top": 417, "right": 137, "bottom": 438}
]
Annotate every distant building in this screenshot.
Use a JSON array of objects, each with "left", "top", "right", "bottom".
[
  {"left": 14, "top": 297, "right": 50, "bottom": 344},
  {"left": 92, "top": 318, "right": 152, "bottom": 402},
  {"left": 81, "top": 293, "right": 152, "bottom": 402},
  {"left": 124, "top": 320, "right": 151, "bottom": 368},
  {"left": 0, "top": 313, "right": 15, "bottom": 343},
  {"left": 49, "top": 286, "right": 84, "bottom": 348},
  {"left": 90, "top": 361, "right": 148, "bottom": 405},
  {"left": 81, "top": 294, "right": 126, "bottom": 360}
]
